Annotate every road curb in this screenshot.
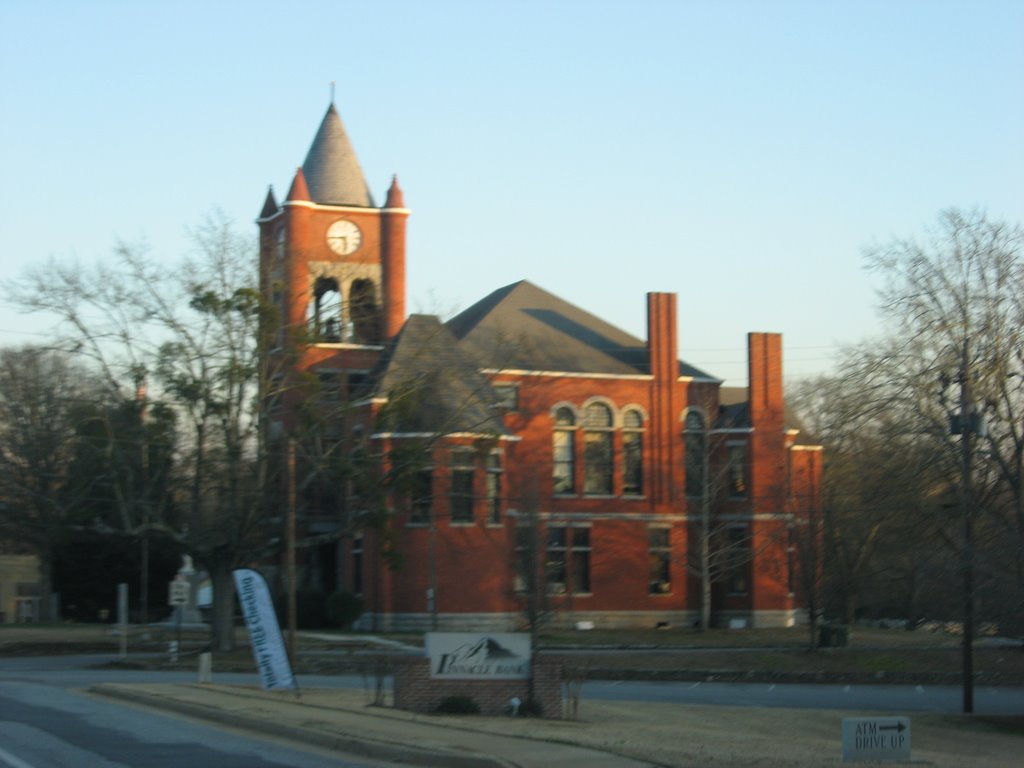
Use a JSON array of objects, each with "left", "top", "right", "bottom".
[{"left": 89, "top": 684, "right": 516, "bottom": 768}]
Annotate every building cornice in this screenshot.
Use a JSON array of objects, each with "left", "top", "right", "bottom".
[
  {"left": 256, "top": 210, "right": 284, "bottom": 224},
  {"left": 371, "top": 431, "right": 521, "bottom": 441},
  {"left": 282, "top": 200, "right": 384, "bottom": 215},
  {"left": 484, "top": 368, "right": 652, "bottom": 381}
]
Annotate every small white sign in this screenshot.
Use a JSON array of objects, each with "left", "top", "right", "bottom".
[
  {"left": 842, "top": 717, "right": 911, "bottom": 762},
  {"left": 168, "top": 579, "right": 190, "bottom": 607},
  {"left": 426, "top": 632, "right": 531, "bottom": 679}
]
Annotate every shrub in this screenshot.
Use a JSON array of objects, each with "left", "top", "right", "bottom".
[
  {"left": 295, "top": 589, "right": 327, "bottom": 629},
  {"left": 433, "top": 695, "right": 480, "bottom": 715},
  {"left": 520, "top": 697, "right": 544, "bottom": 717},
  {"left": 325, "top": 591, "right": 364, "bottom": 629}
]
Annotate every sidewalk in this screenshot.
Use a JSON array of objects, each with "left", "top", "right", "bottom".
[{"left": 90, "top": 683, "right": 653, "bottom": 768}]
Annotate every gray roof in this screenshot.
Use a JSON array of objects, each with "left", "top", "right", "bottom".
[
  {"left": 446, "top": 280, "right": 713, "bottom": 378},
  {"left": 372, "top": 314, "right": 508, "bottom": 435},
  {"left": 718, "top": 386, "right": 814, "bottom": 440},
  {"left": 302, "top": 104, "right": 375, "bottom": 207}
]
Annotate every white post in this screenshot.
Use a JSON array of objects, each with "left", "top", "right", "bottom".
[{"left": 117, "top": 583, "right": 129, "bottom": 659}]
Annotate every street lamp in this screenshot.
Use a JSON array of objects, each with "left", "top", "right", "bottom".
[{"left": 945, "top": 340, "right": 986, "bottom": 714}]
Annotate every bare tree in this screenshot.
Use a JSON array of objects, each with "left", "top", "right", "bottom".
[
  {"left": 0, "top": 348, "right": 95, "bottom": 618},
  {"left": 792, "top": 210, "right": 1024, "bottom": 641},
  {"left": 7, "top": 212, "right": 274, "bottom": 649}
]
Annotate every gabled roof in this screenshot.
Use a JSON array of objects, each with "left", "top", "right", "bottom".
[
  {"left": 371, "top": 314, "right": 508, "bottom": 435},
  {"left": 302, "top": 104, "right": 375, "bottom": 207},
  {"left": 446, "top": 280, "right": 713, "bottom": 378}
]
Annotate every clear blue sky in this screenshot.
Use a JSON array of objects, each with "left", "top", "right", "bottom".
[{"left": 2, "top": 0, "right": 1021, "bottom": 385}]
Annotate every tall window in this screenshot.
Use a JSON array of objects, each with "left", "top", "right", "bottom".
[
  {"left": 346, "top": 370, "right": 368, "bottom": 399},
  {"left": 684, "top": 410, "right": 706, "bottom": 498},
  {"left": 270, "top": 284, "right": 286, "bottom": 348},
  {"left": 583, "top": 402, "right": 613, "bottom": 495},
  {"left": 571, "top": 527, "right": 592, "bottom": 593},
  {"left": 450, "top": 449, "right": 475, "bottom": 524},
  {"left": 493, "top": 384, "right": 519, "bottom": 411},
  {"left": 649, "top": 528, "right": 671, "bottom": 594},
  {"left": 552, "top": 407, "right": 576, "bottom": 494},
  {"left": 486, "top": 451, "right": 502, "bottom": 525},
  {"left": 275, "top": 227, "right": 286, "bottom": 260},
  {"left": 351, "top": 535, "right": 364, "bottom": 595},
  {"left": 349, "top": 279, "right": 379, "bottom": 343},
  {"left": 309, "top": 276, "right": 342, "bottom": 342},
  {"left": 410, "top": 469, "right": 433, "bottom": 524},
  {"left": 725, "top": 526, "right": 750, "bottom": 595},
  {"left": 546, "top": 526, "right": 567, "bottom": 594},
  {"left": 545, "top": 526, "right": 591, "bottom": 595},
  {"left": 727, "top": 443, "right": 747, "bottom": 498},
  {"left": 317, "top": 371, "right": 342, "bottom": 403},
  {"left": 623, "top": 408, "right": 644, "bottom": 496},
  {"left": 514, "top": 524, "right": 536, "bottom": 594}
]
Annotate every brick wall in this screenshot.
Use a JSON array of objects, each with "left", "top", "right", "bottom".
[{"left": 393, "top": 656, "right": 563, "bottom": 718}]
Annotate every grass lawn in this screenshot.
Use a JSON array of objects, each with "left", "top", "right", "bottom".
[{"left": 3, "top": 622, "right": 1021, "bottom": 684}]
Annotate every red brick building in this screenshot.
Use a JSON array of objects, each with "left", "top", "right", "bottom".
[{"left": 258, "top": 103, "right": 822, "bottom": 631}]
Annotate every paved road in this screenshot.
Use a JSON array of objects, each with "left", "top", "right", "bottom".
[
  {"left": 584, "top": 679, "right": 1024, "bottom": 714},
  {"left": 0, "top": 659, "right": 395, "bottom": 768},
  {"left": 6, "top": 653, "right": 1023, "bottom": 715}
]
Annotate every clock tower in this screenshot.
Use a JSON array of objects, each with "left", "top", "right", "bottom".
[{"left": 258, "top": 103, "right": 409, "bottom": 358}]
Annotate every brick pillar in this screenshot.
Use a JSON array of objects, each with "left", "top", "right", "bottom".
[
  {"left": 647, "top": 292, "right": 679, "bottom": 505},
  {"left": 381, "top": 176, "right": 409, "bottom": 341},
  {"left": 747, "top": 332, "right": 790, "bottom": 620}
]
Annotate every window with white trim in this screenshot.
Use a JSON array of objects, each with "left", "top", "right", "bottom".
[
  {"left": 649, "top": 527, "right": 671, "bottom": 594},
  {"left": 450, "top": 448, "right": 475, "bottom": 524},
  {"left": 552, "top": 407, "right": 576, "bottom": 494},
  {"left": 623, "top": 408, "right": 644, "bottom": 496},
  {"left": 486, "top": 451, "right": 502, "bottom": 525},
  {"left": 583, "top": 402, "right": 613, "bottom": 495},
  {"left": 684, "top": 410, "right": 706, "bottom": 498}
]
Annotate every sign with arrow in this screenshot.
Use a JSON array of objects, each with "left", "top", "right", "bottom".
[{"left": 842, "top": 717, "right": 910, "bottom": 762}]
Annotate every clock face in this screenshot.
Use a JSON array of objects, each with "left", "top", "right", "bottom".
[{"left": 326, "top": 219, "right": 362, "bottom": 256}]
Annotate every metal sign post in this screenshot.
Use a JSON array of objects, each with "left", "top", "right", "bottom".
[
  {"left": 117, "top": 583, "right": 128, "bottom": 659},
  {"left": 168, "top": 578, "right": 189, "bottom": 661}
]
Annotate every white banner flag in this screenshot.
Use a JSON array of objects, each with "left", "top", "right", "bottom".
[{"left": 233, "top": 568, "right": 296, "bottom": 691}]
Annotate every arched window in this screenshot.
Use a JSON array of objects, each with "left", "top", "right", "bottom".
[
  {"left": 683, "top": 409, "right": 706, "bottom": 498},
  {"left": 275, "top": 227, "right": 286, "bottom": 260},
  {"left": 622, "top": 408, "right": 644, "bottom": 496},
  {"left": 349, "top": 279, "right": 379, "bottom": 343},
  {"left": 583, "top": 402, "right": 613, "bottom": 495},
  {"left": 309, "top": 276, "right": 342, "bottom": 342},
  {"left": 552, "top": 407, "right": 576, "bottom": 495}
]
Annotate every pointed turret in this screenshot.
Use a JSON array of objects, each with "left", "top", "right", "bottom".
[
  {"left": 286, "top": 167, "right": 311, "bottom": 203},
  {"left": 302, "top": 104, "right": 375, "bottom": 207},
  {"left": 381, "top": 175, "right": 410, "bottom": 340},
  {"left": 259, "top": 186, "right": 279, "bottom": 218},
  {"left": 384, "top": 175, "right": 406, "bottom": 208}
]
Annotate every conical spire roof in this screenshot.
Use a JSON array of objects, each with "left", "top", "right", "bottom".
[
  {"left": 384, "top": 175, "right": 405, "bottom": 208},
  {"left": 302, "top": 104, "right": 375, "bottom": 207},
  {"left": 286, "top": 167, "right": 311, "bottom": 202},
  {"left": 259, "top": 186, "right": 278, "bottom": 218}
]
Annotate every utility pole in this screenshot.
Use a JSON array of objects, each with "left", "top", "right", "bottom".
[
  {"left": 958, "top": 339, "right": 975, "bottom": 714},
  {"left": 286, "top": 438, "right": 298, "bottom": 665}
]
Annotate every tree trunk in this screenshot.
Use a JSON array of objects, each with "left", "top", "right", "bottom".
[
  {"left": 210, "top": 559, "right": 236, "bottom": 652},
  {"left": 37, "top": 547, "right": 55, "bottom": 622},
  {"left": 700, "top": 533, "right": 712, "bottom": 631}
]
